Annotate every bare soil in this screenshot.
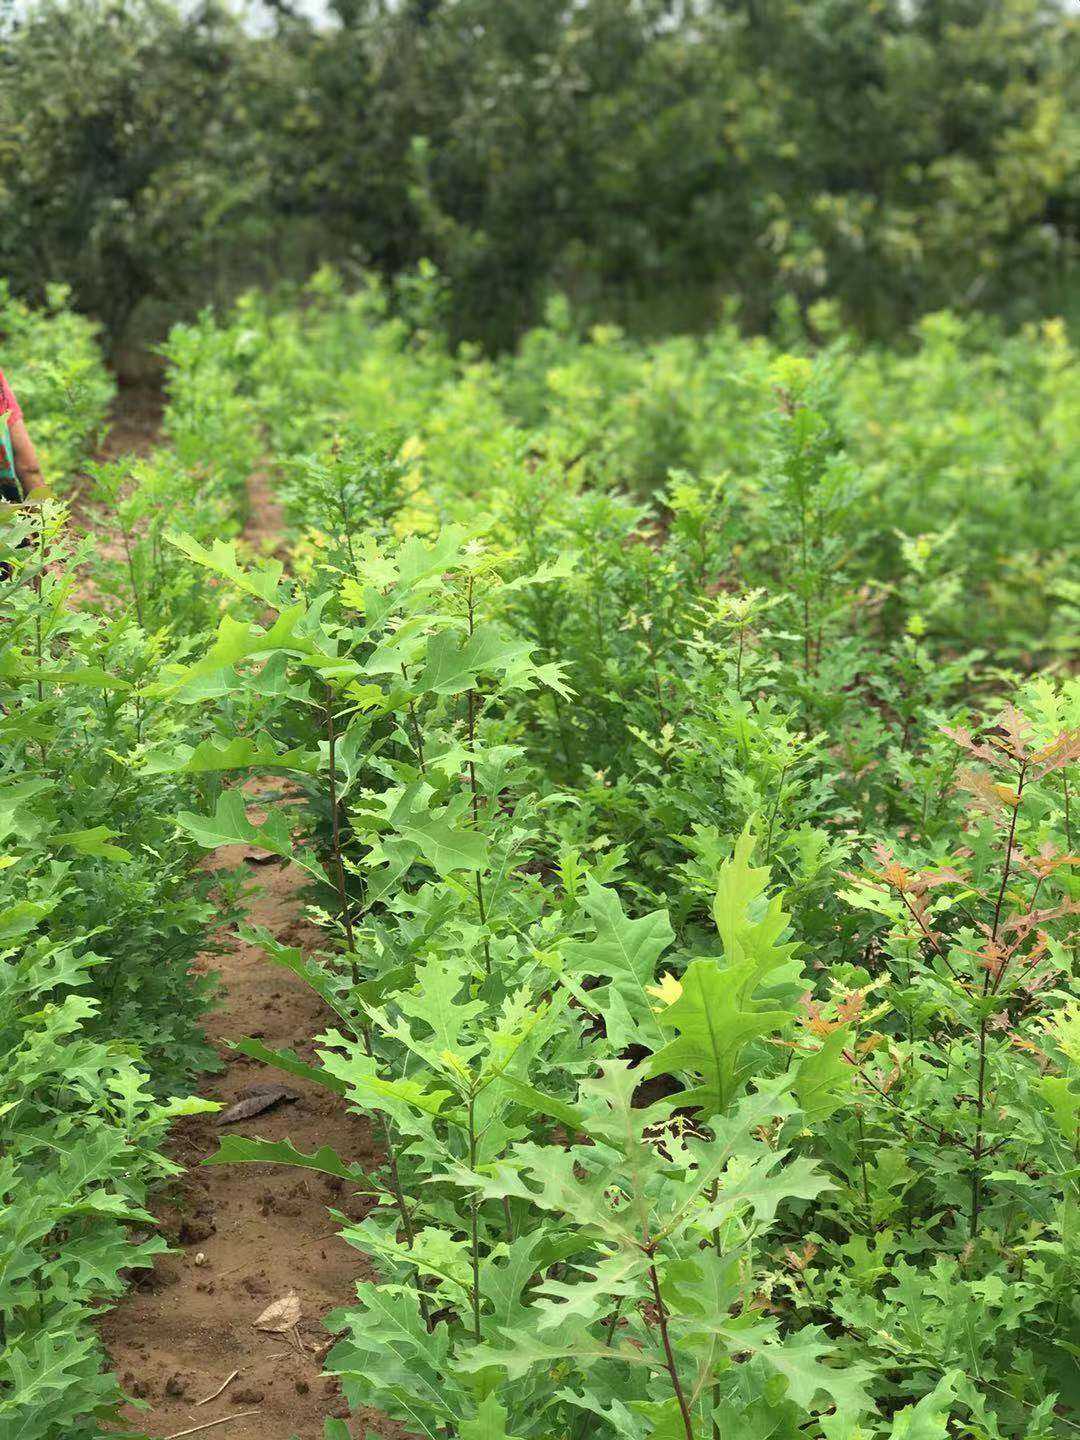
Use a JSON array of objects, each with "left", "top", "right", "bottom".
[
  {"left": 101, "top": 824, "right": 381, "bottom": 1439},
  {"left": 243, "top": 467, "right": 288, "bottom": 559},
  {"left": 98, "top": 430, "right": 392, "bottom": 1439},
  {"left": 97, "top": 384, "right": 166, "bottom": 464}
]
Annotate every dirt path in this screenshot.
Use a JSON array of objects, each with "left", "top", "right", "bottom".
[
  {"left": 100, "top": 463, "right": 383, "bottom": 1439},
  {"left": 243, "top": 467, "right": 287, "bottom": 557},
  {"left": 101, "top": 828, "right": 378, "bottom": 1438},
  {"left": 98, "top": 384, "right": 166, "bottom": 464},
  {"left": 68, "top": 385, "right": 168, "bottom": 606}
]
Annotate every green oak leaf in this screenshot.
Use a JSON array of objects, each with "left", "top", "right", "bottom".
[
  {"left": 419, "top": 624, "right": 533, "bottom": 696},
  {"left": 230, "top": 1036, "right": 348, "bottom": 1095},
  {"left": 167, "top": 532, "right": 290, "bottom": 607},
  {"left": 793, "top": 1025, "right": 853, "bottom": 1122},
  {"left": 459, "top": 1394, "right": 524, "bottom": 1440},
  {"left": 53, "top": 826, "right": 131, "bottom": 861},
  {"left": 647, "top": 955, "right": 790, "bottom": 1115},
  {"left": 144, "top": 733, "right": 318, "bottom": 775},
  {"left": 564, "top": 879, "right": 673, "bottom": 1050},
  {"left": 176, "top": 790, "right": 321, "bottom": 878},
  {"left": 205, "top": 1135, "right": 371, "bottom": 1187}
]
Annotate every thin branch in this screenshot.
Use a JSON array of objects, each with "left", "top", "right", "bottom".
[
  {"left": 647, "top": 1257, "right": 694, "bottom": 1440},
  {"left": 164, "top": 1413, "right": 260, "bottom": 1439},
  {"left": 194, "top": 1370, "right": 240, "bottom": 1407}
]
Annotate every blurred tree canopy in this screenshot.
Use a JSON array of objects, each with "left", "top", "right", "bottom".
[{"left": 0, "top": 0, "right": 1076, "bottom": 352}]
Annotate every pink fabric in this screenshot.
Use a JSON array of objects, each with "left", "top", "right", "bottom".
[{"left": 0, "top": 368, "right": 23, "bottom": 427}]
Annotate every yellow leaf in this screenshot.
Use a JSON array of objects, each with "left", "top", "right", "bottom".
[{"left": 646, "top": 972, "right": 683, "bottom": 1010}]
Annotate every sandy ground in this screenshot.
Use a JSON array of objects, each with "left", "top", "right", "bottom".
[{"left": 100, "top": 823, "right": 383, "bottom": 1439}]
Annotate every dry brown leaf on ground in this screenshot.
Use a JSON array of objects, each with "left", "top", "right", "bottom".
[
  {"left": 215, "top": 1086, "right": 299, "bottom": 1126},
  {"left": 253, "top": 1291, "right": 302, "bottom": 1333}
]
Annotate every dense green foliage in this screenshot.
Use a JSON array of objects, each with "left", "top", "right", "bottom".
[
  {"left": 0, "top": 299, "right": 256, "bottom": 1437},
  {"left": 1, "top": 274, "right": 1077, "bottom": 1436},
  {"left": 1, "top": 0, "right": 1078, "bottom": 350},
  {"left": 228, "top": 270, "right": 1080, "bottom": 665},
  {"left": 161, "top": 280, "right": 1074, "bottom": 1438},
  {"left": 0, "top": 282, "right": 113, "bottom": 476}
]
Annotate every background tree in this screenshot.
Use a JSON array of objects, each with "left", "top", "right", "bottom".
[{"left": 1, "top": 0, "right": 1076, "bottom": 354}]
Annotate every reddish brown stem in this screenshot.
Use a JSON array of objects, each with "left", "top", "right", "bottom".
[
  {"left": 971, "top": 760, "right": 1026, "bottom": 1236},
  {"left": 647, "top": 1258, "right": 694, "bottom": 1440}
]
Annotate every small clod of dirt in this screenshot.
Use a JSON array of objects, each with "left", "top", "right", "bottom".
[
  {"left": 178, "top": 1216, "right": 215, "bottom": 1245},
  {"left": 137, "top": 1258, "right": 181, "bottom": 1291}
]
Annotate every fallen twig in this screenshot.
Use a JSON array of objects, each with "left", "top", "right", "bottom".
[
  {"left": 164, "top": 1413, "right": 260, "bottom": 1439},
  {"left": 193, "top": 1369, "right": 239, "bottom": 1407}
]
